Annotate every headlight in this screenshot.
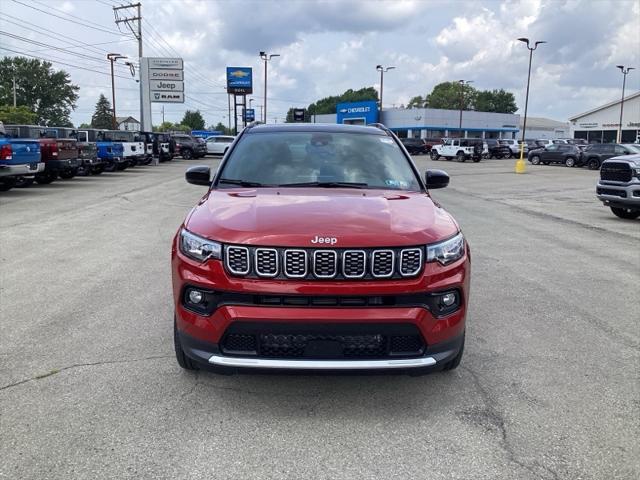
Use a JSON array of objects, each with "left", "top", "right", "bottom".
[
  {"left": 179, "top": 229, "right": 222, "bottom": 262},
  {"left": 426, "top": 232, "right": 465, "bottom": 265}
]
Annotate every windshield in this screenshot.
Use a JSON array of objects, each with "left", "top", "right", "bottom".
[
  {"left": 217, "top": 131, "right": 421, "bottom": 191},
  {"left": 624, "top": 144, "right": 640, "bottom": 153}
]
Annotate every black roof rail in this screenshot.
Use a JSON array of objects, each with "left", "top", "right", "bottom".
[{"left": 367, "top": 123, "right": 393, "bottom": 135}]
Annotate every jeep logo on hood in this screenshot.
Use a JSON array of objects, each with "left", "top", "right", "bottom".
[{"left": 311, "top": 236, "right": 337, "bottom": 245}]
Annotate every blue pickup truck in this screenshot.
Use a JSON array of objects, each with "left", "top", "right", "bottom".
[
  {"left": 78, "top": 129, "right": 126, "bottom": 172},
  {"left": 0, "top": 121, "right": 43, "bottom": 191}
]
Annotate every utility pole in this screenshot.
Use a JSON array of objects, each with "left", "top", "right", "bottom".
[
  {"left": 616, "top": 65, "right": 634, "bottom": 143},
  {"left": 12, "top": 75, "right": 17, "bottom": 107},
  {"left": 458, "top": 80, "right": 473, "bottom": 137},
  {"left": 259, "top": 51, "right": 280, "bottom": 123},
  {"left": 113, "top": 3, "right": 144, "bottom": 129},
  {"left": 162, "top": 105, "right": 165, "bottom": 123},
  {"left": 515, "top": 38, "right": 546, "bottom": 174},
  {"left": 107, "top": 53, "right": 127, "bottom": 129},
  {"left": 376, "top": 65, "right": 396, "bottom": 114}
]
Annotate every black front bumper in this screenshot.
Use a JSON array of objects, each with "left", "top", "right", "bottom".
[{"left": 177, "top": 329, "right": 464, "bottom": 375}]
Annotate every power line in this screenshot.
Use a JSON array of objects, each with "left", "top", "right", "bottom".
[
  {"left": 0, "top": 46, "right": 136, "bottom": 80},
  {"left": 10, "top": 0, "right": 132, "bottom": 37}
]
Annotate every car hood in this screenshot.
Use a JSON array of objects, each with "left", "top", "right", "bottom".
[{"left": 185, "top": 188, "right": 459, "bottom": 247}]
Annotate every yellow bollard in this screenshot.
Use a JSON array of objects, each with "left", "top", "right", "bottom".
[{"left": 515, "top": 142, "right": 527, "bottom": 174}]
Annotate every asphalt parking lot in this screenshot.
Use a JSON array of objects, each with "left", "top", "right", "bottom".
[{"left": 1, "top": 157, "right": 638, "bottom": 480}]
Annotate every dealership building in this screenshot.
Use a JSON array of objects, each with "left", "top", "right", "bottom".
[
  {"left": 314, "top": 101, "right": 521, "bottom": 139},
  {"left": 569, "top": 91, "right": 640, "bottom": 143}
]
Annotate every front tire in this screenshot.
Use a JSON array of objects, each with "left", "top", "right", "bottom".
[
  {"left": 430, "top": 150, "right": 440, "bottom": 161},
  {"left": 456, "top": 152, "right": 466, "bottom": 163},
  {"left": 530, "top": 155, "right": 541, "bottom": 165},
  {"left": 182, "top": 149, "right": 193, "bottom": 160},
  {"left": 565, "top": 157, "right": 576, "bottom": 167},
  {"left": 35, "top": 172, "right": 56, "bottom": 184},
  {"left": 610, "top": 207, "right": 640, "bottom": 219},
  {"left": 174, "top": 318, "right": 199, "bottom": 370},
  {"left": 59, "top": 168, "right": 77, "bottom": 179}
]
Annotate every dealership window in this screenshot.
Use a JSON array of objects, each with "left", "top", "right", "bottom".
[
  {"left": 574, "top": 131, "right": 588, "bottom": 140},
  {"left": 621, "top": 129, "right": 639, "bottom": 143},
  {"left": 425, "top": 130, "right": 444, "bottom": 139},
  {"left": 602, "top": 130, "right": 617, "bottom": 143}
]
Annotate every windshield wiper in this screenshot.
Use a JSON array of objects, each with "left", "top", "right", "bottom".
[
  {"left": 278, "top": 181, "right": 368, "bottom": 189},
  {"left": 218, "top": 178, "right": 267, "bottom": 187}
]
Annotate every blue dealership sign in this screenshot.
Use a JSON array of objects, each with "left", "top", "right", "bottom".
[
  {"left": 336, "top": 100, "right": 379, "bottom": 125},
  {"left": 244, "top": 108, "right": 255, "bottom": 122},
  {"left": 226, "top": 67, "right": 253, "bottom": 94}
]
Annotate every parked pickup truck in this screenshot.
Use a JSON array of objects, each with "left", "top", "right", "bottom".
[
  {"left": 150, "top": 132, "right": 172, "bottom": 162},
  {"left": 79, "top": 129, "right": 126, "bottom": 172},
  {"left": 53, "top": 127, "right": 102, "bottom": 176},
  {"left": 106, "top": 130, "right": 146, "bottom": 167},
  {"left": 430, "top": 138, "right": 483, "bottom": 162},
  {"left": 0, "top": 122, "right": 43, "bottom": 191},
  {"left": 4, "top": 125, "right": 80, "bottom": 184},
  {"left": 596, "top": 153, "right": 640, "bottom": 219}
]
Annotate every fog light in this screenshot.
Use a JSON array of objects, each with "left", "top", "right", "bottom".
[
  {"left": 441, "top": 292, "right": 456, "bottom": 307},
  {"left": 188, "top": 290, "right": 204, "bottom": 304}
]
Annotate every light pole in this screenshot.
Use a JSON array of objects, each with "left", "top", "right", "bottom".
[
  {"left": 616, "top": 65, "right": 634, "bottom": 143},
  {"left": 515, "top": 38, "right": 546, "bottom": 174},
  {"left": 224, "top": 87, "right": 231, "bottom": 132},
  {"left": 260, "top": 51, "right": 280, "bottom": 123},
  {"left": 376, "top": 65, "right": 396, "bottom": 113},
  {"left": 107, "top": 53, "right": 127, "bottom": 130},
  {"left": 458, "top": 80, "right": 473, "bottom": 137}
]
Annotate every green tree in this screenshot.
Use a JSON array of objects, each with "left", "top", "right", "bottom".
[
  {"left": 209, "top": 122, "right": 231, "bottom": 135},
  {"left": 91, "top": 94, "right": 113, "bottom": 129},
  {"left": 0, "top": 105, "right": 38, "bottom": 124},
  {"left": 407, "top": 96, "right": 426, "bottom": 108},
  {"left": 425, "top": 82, "right": 476, "bottom": 110},
  {"left": 304, "top": 87, "right": 379, "bottom": 116},
  {"left": 181, "top": 110, "right": 205, "bottom": 130},
  {"left": 0, "top": 57, "right": 79, "bottom": 125},
  {"left": 474, "top": 89, "right": 517, "bottom": 113},
  {"left": 78, "top": 122, "right": 91, "bottom": 128}
]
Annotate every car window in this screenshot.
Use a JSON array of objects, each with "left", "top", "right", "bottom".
[
  {"left": 614, "top": 145, "right": 628, "bottom": 154},
  {"left": 546, "top": 145, "right": 559, "bottom": 151},
  {"left": 218, "top": 131, "right": 421, "bottom": 191}
]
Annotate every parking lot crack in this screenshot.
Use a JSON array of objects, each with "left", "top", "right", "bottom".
[
  {"left": 461, "top": 365, "right": 560, "bottom": 480},
  {"left": 0, "top": 354, "right": 172, "bottom": 393}
]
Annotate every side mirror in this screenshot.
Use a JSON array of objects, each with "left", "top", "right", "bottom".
[
  {"left": 425, "top": 169, "right": 449, "bottom": 189},
  {"left": 185, "top": 165, "right": 211, "bottom": 186}
]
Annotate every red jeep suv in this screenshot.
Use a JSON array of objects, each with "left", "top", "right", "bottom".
[{"left": 172, "top": 123, "right": 470, "bottom": 374}]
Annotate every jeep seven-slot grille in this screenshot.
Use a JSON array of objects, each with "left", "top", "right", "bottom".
[
  {"left": 601, "top": 162, "right": 632, "bottom": 182},
  {"left": 224, "top": 245, "right": 425, "bottom": 280}
]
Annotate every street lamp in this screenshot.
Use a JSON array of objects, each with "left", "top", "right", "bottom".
[
  {"left": 458, "top": 80, "right": 473, "bottom": 137},
  {"left": 107, "top": 53, "right": 127, "bottom": 130},
  {"left": 515, "top": 38, "right": 546, "bottom": 174},
  {"left": 376, "top": 65, "right": 396, "bottom": 113},
  {"left": 616, "top": 65, "right": 634, "bottom": 143},
  {"left": 259, "top": 51, "right": 280, "bottom": 123}
]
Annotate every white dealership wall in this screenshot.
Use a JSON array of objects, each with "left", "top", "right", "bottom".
[
  {"left": 313, "top": 108, "right": 519, "bottom": 139},
  {"left": 569, "top": 91, "right": 640, "bottom": 143}
]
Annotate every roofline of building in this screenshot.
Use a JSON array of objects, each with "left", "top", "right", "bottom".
[{"left": 569, "top": 91, "right": 640, "bottom": 121}]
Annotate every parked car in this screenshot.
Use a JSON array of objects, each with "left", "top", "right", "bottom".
[
  {"left": 596, "top": 153, "right": 640, "bottom": 219},
  {"left": 579, "top": 143, "right": 640, "bottom": 170},
  {"left": 528, "top": 144, "right": 583, "bottom": 167},
  {"left": 139, "top": 131, "right": 155, "bottom": 163},
  {"left": 430, "top": 137, "right": 483, "bottom": 162},
  {"left": 172, "top": 134, "right": 206, "bottom": 159},
  {"left": 499, "top": 139, "right": 521, "bottom": 157},
  {"left": 205, "top": 135, "right": 235, "bottom": 156},
  {"left": 173, "top": 123, "right": 469, "bottom": 374},
  {"left": 0, "top": 121, "right": 43, "bottom": 191},
  {"left": 151, "top": 133, "right": 173, "bottom": 162},
  {"left": 107, "top": 130, "right": 146, "bottom": 167},
  {"left": 485, "top": 139, "right": 512, "bottom": 158},
  {"left": 4, "top": 125, "right": 80, "bottom": 184},
  {"left": 79, "top": 129, "right": 126, "bottom": 172},
  {"left": 55, "top": 127, "right": 102, "bottom": 176},
  {"left": 400, "top": 137, "right": 429, "bottom": 155}
]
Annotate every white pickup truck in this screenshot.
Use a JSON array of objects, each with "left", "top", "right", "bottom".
[{"left": 430, "top": 138, "right": 483, "bottom": 162}]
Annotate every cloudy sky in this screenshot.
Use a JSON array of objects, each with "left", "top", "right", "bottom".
[{"left": 1, "top": 0, "right": 639, "bottom": 127}]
